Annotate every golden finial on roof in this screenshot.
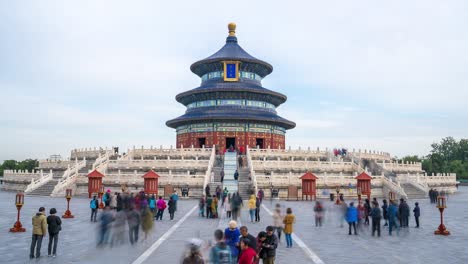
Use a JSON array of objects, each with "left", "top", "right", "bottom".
[{"left": 228, "top": 22, "right": 236, "bottom": 36}]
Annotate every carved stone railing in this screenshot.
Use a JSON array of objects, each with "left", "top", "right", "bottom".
[
  {"left": 246, "top": 146, "right": 258, "bottom": 195},
  {"left": 382, "top": 175, "right": 407, "bottom": 199},
  {"left": 25, "top": 170, "right": 53, "bottom": 193},
  {"left": 203, "top": 146, "right": 216, "bottom": 189},
  {"left": 51, "top": 158, "right": 87, "bottom": 197},
  {"left": 252, "top": 160, "right": 356, "bottom": 172}
]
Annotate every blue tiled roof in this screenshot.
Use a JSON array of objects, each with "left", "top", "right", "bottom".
[
  {"left": 175, "top": 80, "right": 287, "bottom": 106},
  {"left": 190, "top": 36, "right": 273, "bottom": 77},
  {"left": 166, "top": 106, "right": 296, "bottom": 129}
]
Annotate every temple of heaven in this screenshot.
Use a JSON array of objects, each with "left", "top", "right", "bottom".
[{"left": 166, "top": 23, "right": 295, "bottom": 152}]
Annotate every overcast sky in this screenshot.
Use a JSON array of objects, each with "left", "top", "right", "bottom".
[{"left": 1, "top": 0, "right": 467, "bottom": 162}]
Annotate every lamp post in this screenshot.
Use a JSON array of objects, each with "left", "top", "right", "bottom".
[
  {"left": 434, "top": 196, "right": 450, "bottom": 235},
  {"left": 335, "top": 187, "right": 341, "bottom": 205},
  {"left": 62, "top": 189, "right": 74, "bottom": 218},
  {"left": 9, "top": 193, "right": 26, "bottom": 232},
  {"left": 99, "top": 185, "right": 105, "bottom": 209}
]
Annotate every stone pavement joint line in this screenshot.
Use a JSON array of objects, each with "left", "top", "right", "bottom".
[
  {"left": 131, "top": 205, "right": 198, "bottom": 264},
  {"left": 262, "top": 204, "right": 326, "bottom": 264}
]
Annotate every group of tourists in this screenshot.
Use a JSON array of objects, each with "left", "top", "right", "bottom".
[
  {"left": 339, "top": 197, "right": 421, "bottom": 237},
  {"left": 29, "top": 207, "right": 62, "bottom": 259},
  {"left": 90, "top": 189, "right": 180, "bottom": 247},
  {"left": 183, "top": 206, "right": 296, "bottom": 264},
  {"left": 429, "top": 188, "right": 442, "bottom": 203}
]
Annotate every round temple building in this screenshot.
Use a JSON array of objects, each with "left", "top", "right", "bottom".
[{"left": 166, "top": 23, "right": 295, "bottom": 152}]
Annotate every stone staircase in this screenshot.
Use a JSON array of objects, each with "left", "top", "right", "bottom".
[
  {"left": 27, "top": 178, "right": 59, "bottom": 196},
  {"left": 238, "top": 165, "right": 253, "bottom": 199},
  {"left": 208, "top": 164, "right": 224, "bottom": 196},
  {"left": 401, "top": 183, "right": 427, "bottom": 199},
  {"left": 223, "top": 152, "right": 238, "bottom": 194}
]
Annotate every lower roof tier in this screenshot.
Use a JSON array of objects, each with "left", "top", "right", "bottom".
[
  {"left": 166, "top": 106, "right": 296, "bottom": 130},
  {"left": 175, "top": 121, "right": 288, "bottom": 135}
]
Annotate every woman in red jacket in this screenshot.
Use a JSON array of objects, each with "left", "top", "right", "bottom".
[{"left": 238, "top": 238, "right": 256, "bottom": 264}]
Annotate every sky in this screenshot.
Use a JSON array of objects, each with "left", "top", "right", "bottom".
[{"left": 1, "top": 0, "right": 467, "bottom": 162}]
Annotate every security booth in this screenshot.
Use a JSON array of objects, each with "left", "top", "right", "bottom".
[
  {"left": 355, "top": 172, "right": 372, "bottom": 200},
  {"left": 300, "top": 172, "right": 318, "bottom": 201},
  {"left": 142, "top": 170, "right": 160, "bottom": 195},
  {"left": 87, "top": 169, "right": 105, "bottom": 198}
]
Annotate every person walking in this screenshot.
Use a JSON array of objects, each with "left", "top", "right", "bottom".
[
  {"left": 346, "top": 202, "right": 358, "bottom": 235},
  {"left": 261, "top": 226, "right": 278, "bottom": 264},
  {"left": 182, "top": 239, "right": 205, "bottom": 264},
  {"left": 141, "top": 207, "right": 153, "bottom": 240},
  {"left": 168, "top": 196, "right": 176, "bottom": 220},
  {"left": 413, "top": 202, "right": 421, "bottom": 228},
  {"left": 110, "top": 192, "right": 117, "bottom": 210},
  {"left": 248, "top": 194, "right": 257, "bottom": 223},
  {"left": 156, "top": 196, "right": 166, "bottom": 220},
  {"left": 364, "top": 199, "right": 371, "bottom": 225},
  {"left": 399, "top": 198, "right": 410, "bottom": 228},
  {"left": 222, "top": 187, "right": 229, "bottom": 206},
  {"left": 127, "top": 206, "right": 140, "bottom": 245},
  {"left": 90, "top": 196, "right": 99, "bottom": 222},
  {"left": 272, "top": 205, "right": 283, "bottom": 242},
  {"left": 199, "top": 196, "right": 206, "bottom": 217},
  {"left": 314, "top": 201, "right": 324, "bottom": 227},
  {"left": 46, "top": 208, "right": 61, "bottom": 257},
  {"left": 216, "top": 186, "right": 222, "bottom": 200},
  {"left": 209, "top": 229, "right": 232, "bottom": 264},
  {"left": 225, "top": 194, "right": 232, "bottom": 219},
  {"left": 211, "top": 171, "right": 215, "bottom": 183},
  {"left": 224, "top": 220, "right": 241, "bottom": 262},
  {"left": 205, "top": 185, "right": 211, "bottom": 197},
  {"left": 234, "top": 169, "right": 239, "bottom": 181},
  {"left": 30, "top": 207, "right": 47, "bottom": 259},
  {"left": 388, "top": 200, "right": 400, "bottom": 236},
  {"left": 171, "top": 190, "right": 179, "bottom": 212},
  {"left": 212, "top": 195, "right": 219, "bottom": 218},
  {"left": 149, "top": 195, "right": 156, "bottom": 217},
  {"left": 283, "top": 208, "right": 296, "bottom": 248},
  {"left": 382, "top": 199, "right": 388, "bottom": 226},
  {"left": 369, "top": 201, "right": 382, "bottom": 237},
  {"left": 256, "top": 231, "right": 267, "bottom": 264},
  {"left": 220, "top": 169, "right": 225, "bottom": 183},
  {"left": 97, "top": 206, "right": 114, "bottom": 247},
  {"left": 206, "top": 195, "right": 213, "bottom": 219}
]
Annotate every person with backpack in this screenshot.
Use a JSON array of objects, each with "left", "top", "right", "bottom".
[
  {"left": 209, "top": 229, "right": 232, "bottom": 264},
  {"left": 90, "top": 196, "right": 99, "bottom": 222},
  {"left": 46, "top": 208, "right": 61, "bottom": 257},
  {"left": 156, "top": 196, "right": 166, "bottom": 220}
]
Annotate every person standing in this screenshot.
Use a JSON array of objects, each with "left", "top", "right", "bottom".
[
  {"left": 110, "top": 192, "right": 117, "bottom": 210},
  {"left": 46, "top": 208, "right": 61, "bottom": 257},
  {"left": 224, "top": 220, "right": 241, "bottom": 262},
  {"left": 248, "top": 195, "right": 257, "bottom": 223},
  {"left": 313, "top": 201, "right": 324, "bottom": 227},
  {"left": 234, "top": 169, "right": 239, "bottom": 181},
  {"left": 212, "top": 195, "right": 219, "bottom": 218},
  {"left": 30, "top": 207, "right": 47, "bottom": 259},
  {"left": 168, "top": 196, "right": 176, "bottom": 220},
  {"left": 206, "top": 195, "right": 213, "bottom": 219},
  {"left": 216, "top": 186, "right": 222, "bottom": 200},
  {"left": 149, "top": 195, "right": 156, "bottom": 216},
  {"left": 239, "top": 226, "right": 258, "bottom": 254},
  {"left": 205, "top": 185, "right": 211, "bottom": 197},
  {"left": 255, "top": 195, "right": 261, "bottom": 222},
  {"left": 225, "top": 194, "right": 232, "bottom": 219},
  {"left": 381, "top": 199, "right": 388, "bottom": 226},
  {"left": 369, "top": 201, "right": 382, "bottom": 237},
  {"left": 238, "top": 238, "right": 257, "bottom": 264},
  {"left": 209, "top": 229, "right": 232, "bottom": 264},
  {"left": 346, "top": 202, "right": 358, "bottom": 235},
  {"left": 220, "top": 169, "right": 225, "bottom": 183},
  {"left": 257, "top": 189, "right": 264, "bottom": 204},
  {"left": 90, "top": 196, "right": 99, "bottom": 222},
  {"left": 199, "top": 196, "right": 205, "bottom": 217},
  {"left": 364, "top": 199, "right": 371, "bottom": 225},
  {"left": 413, "top": 202, "right": 420, "bottom": 228},
  {"left": 156, "top": 196, "right": 166, "bottom": 220},
  {"left": 262, "top": 226, "right": 278, "bottom": 264},
  {"left": 283, "top": 208, "right": 295, "bottom": 248},
  {"left": 171, "top": 190, "right": 179, "bottom": 212},
  {"left": 399, "top": 198, "right": 410, "bottom": 228}
]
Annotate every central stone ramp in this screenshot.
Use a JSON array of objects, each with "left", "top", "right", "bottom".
[{"left": 223, "top": 152, "right": 238, "bottom": 194}]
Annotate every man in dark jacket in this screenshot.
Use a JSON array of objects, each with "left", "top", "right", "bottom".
[
  {"left": 413, "top": 202, "right": 421, "bottom": 228},
  {"left": 46, "top": 208, "right": 61, "bottom": 257},
  {"left": 234, "top": 170, "right": 239, "bottom": 181},
  {"left": 369, "top": 202, "right": 382, "bottom": 237},
  {"left": 205, "top": 185, "right": 211, "bottom": 197},
  {"left": 238, "top": 226, "right": 257, "bottom": 257},
  {"left": 262, "top": 226, "right": 278, "bottom": 264},
  {"left": 381, "top": 199, "right": 388, "bottom": 226},
  {"left": 255, "top": 196, "right": 261, "bottom": 222},
  {"left": 399, "top": 199, "right": 410, "bottom": 228}
]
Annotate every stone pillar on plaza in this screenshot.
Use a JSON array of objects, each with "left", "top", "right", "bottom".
[
  {"left": 300, "top": 171, "right": 318, "bottom": 201},
  {"left": 142, "top": 170, "right": 160, "bottom": 195},
  {"left": 87, "top": 169, "right": 105, "bottom": 198},
  {"left": 355, "top": 172, "right": 372, "bottom": 200}
]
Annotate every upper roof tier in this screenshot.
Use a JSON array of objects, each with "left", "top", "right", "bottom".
[{"left": 190, "top": 23, "right": 273, "bottom": 78}]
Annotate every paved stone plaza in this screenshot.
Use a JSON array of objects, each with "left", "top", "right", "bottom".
[{"left": 1, "top": 188, "right": 467, "bottom": 264}]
